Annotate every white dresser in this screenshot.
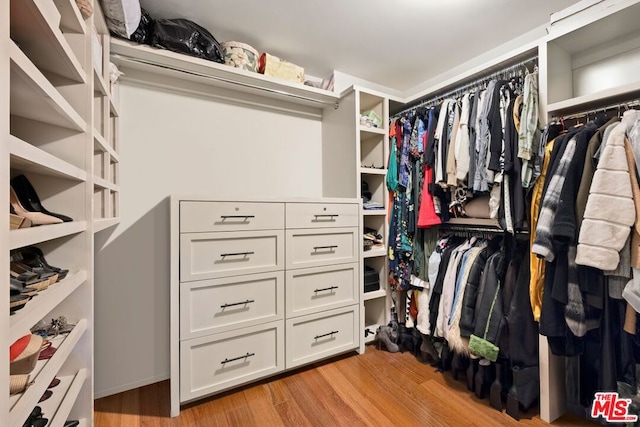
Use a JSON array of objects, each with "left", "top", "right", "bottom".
[{"left": 170, "top": 197, "right": 362, "bottom": 415}]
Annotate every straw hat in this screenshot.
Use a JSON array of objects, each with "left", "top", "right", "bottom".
[
  {"left": 10, "top": 334, "right": 43, "bottom": 375},
  {"left": 9, "top": 374, "right": 33, "bottom": 395}
]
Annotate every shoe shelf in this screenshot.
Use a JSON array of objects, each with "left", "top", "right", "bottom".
[
  {"left": 10, "top": 41, "right": 86, "bottom": 132},
  {"left": 109, "top": 96, "right": 119, "bottom": 118},
  {"left": 54, "top": 0, "right": 86, "bottom": 34},
  {"left": 10, "top": 0, "right": 86, "bottom": 83},
  {"left": 9, "top": 270, "right": 87, "bottom": 344},
  {"left": 363, "top": 289, "right": 387, "bottom": 301},
  {"left": 40, "top": 368, "right": 87, "bottom": 427},
  {"left": 9, "top": 319, "right": 87, "bottom": 427},
  {"left": 9, "top": 222, "right": 87, "bottom": 251},
  {"left": 9, "top": 135, "right": 87, "bottom": 183},
  {"left": 93, "top": 131, "right": 117, "bottom": 159},
  {"left": 363, "top": 246, "right": 386, "bottom": 259}
]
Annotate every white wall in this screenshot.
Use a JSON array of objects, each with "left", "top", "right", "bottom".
[{"left": 94, "top": 81, "right": 323, "bottom": 397}]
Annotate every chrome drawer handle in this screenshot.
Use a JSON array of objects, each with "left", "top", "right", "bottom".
[
  {"left": 313, "top": 214, "right": 338, "bottom": 219},
  {"left": 220, "top": 299, "right": 255, "bottom": 309},
  {"left": 221, "top": 352, "right": 255, "bottom": 364},
  {"left": 220, "top": 251, "right": 254, "bottom": 257},
  {"left": 314, "top": 331, "right": 339, "bottom": 340},
  {"left": 314, "top": 286, "right": 338, "bottom": 293},
  {"left": 313, "top": 245, "right": 337, "bottom": 251},
  {"left": 220, "top": 215, "right": 255, "bottom": 219}
]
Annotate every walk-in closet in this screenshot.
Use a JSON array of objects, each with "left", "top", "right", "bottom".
[{"left": 4, "top": 0, "right": 640, "bottom": 425}]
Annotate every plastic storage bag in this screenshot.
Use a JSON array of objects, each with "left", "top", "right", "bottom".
[
  {"left": 150, "top": 19, "right": 224, "bottom": 63},
  {"left": 129, "top": 8, "right": 153, "bottom": 45}
]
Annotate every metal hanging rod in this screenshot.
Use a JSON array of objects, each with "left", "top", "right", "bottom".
[
  {"left": 439, "top": 224, "right": 530, "bottom": 236},
  {"left": 393, "top": 55, "right": 538, "bottom": 118},
  {"left": 551, "top": 98, "right": 640, "bottom": 122}
]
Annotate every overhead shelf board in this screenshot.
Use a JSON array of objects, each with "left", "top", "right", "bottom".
[{"left": 110, "top": 38, "right": 340, "bottom": 110}]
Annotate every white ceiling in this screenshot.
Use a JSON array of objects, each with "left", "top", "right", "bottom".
[{"left": 139, "top": 0, "right": 579, "bottom": 93}]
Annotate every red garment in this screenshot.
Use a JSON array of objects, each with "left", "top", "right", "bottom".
[{"left": 417, "top": 165, "right": 441, "bottom": 228}]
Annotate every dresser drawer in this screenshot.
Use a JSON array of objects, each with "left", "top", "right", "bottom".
[
  {"left": 180, "top": 230, "right": 284, "bottom": 282},
  {"left": 286, "top": 203, "right": 359, "bottom": 229},
  {"left": 180, "top": 321, "right": 284, "bottom": 402},
  {"left": 286, "top": 228, "right": 358, "bottom": 270},
  {"left": 180, "top": 272, "right": 284, "bottom": 339},
  {"left": 180, "top": 201, "right": 284, "bottom": 233},
  {"left": 286, "top": 264, "right": 358, "bottom": 318},
  {"left": 286, "top": 306, "right": 358, "bottom": 369}
]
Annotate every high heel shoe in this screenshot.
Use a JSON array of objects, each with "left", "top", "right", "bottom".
[
  {"left": 10, "top": 187, "right": 62, "bottom": 226},
  {"left": 10, "top": 206, "right": 33, "bottom": 229},
  {"left": 11, "top": 175, "right": 73, "bottom": 222}
]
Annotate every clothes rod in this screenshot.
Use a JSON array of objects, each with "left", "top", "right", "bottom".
[
  {"left": 551, "top": 98, "right": 640, "bottom": 121},
  {"left": 439, "top": 224, "right": 530, "bottom": 235},
  {"left": 394, "top": 55, "right": 538, "bottom": 117},
  {"left": 111, "top": 53, "right": 340, "bottom": 108}
]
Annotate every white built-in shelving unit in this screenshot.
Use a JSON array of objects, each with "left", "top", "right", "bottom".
[
  {"left": 3, "top": 0, "right": 119, "bottom": 424},
  {"left": 322, "top": 87, "right": 391, "bottom": 351}
]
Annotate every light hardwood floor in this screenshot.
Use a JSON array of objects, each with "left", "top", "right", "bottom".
[{"left": 95, "top": 346, "right": 593, "bottom": 426}]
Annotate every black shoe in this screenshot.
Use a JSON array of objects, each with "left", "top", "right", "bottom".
[{"left": 11, "top": 175, "right": 73, "bottom": 222}]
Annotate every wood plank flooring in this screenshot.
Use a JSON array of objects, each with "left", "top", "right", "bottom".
[{"left": 94, "top": 346, "right": 594, "bottom": 426}]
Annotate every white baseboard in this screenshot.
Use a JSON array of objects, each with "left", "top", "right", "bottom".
[{"left": 94, "top": 373, "right": 170, "bottom": 399}]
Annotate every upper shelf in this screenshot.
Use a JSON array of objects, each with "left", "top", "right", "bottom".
[
  {"left": 9, "top": 135, "right": 87, "bottom": 182},
  {"left": 10, "top": 41, "right": 86, "bottom": 132},
  {"left": 547, "top": 80, "right": 640, "bottom": 116},
  {"left": 110, "top": 38, "right": 340, "bottom": 109},
  {"left": 10, "top": 0, "right": 86, "bottom": 83}
]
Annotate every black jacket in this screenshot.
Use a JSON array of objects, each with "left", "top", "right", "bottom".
[
  {"left": 472, "top": 249, "right": 508, "bottom": 345},
  {"left": 459, "top": 245, "right": 495, "bottom": 337}
]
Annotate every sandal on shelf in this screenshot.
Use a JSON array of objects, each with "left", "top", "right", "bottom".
[
  {"left": 22, "top": 406, "right": 48, "bottom": 427},
  {"left": 10, "top": 278, "right": 38, "bottom": 298},
  {"left": 64, "top": 421, "right": 80, "bottom": 427},
  {"left": 48, "top": 377, "right": 60, "bottom": 388},
  {"left": 10, "top": 374, "right": 34, "bottom": 395},
  {"left": 10, "top": 294, "right": 30, "bottom": 313},
  {"left": 16, "top": 246, "right": 69, "bottom": 281},
  {"left": 32, "top": 316, "right": 76, "bottom": 338}
]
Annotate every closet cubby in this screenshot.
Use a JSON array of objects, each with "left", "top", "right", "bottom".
[
  {"left": 363, "top": 298, "right": 387, "bottom": 344},
  {"left": 546, "top": 1, "right": 640, "bottom": 115},
  {"left": 360, "top": 130, "right": 386, "bottom": 170}
]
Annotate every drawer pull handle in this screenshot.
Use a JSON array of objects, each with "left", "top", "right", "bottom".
[
  {"left": 220, "top": 215, "right": 255, "bottom": 219},
  {"left": 314, "top": 331, "right": 339, "bottom": 340},
  {"left": 220, "top": 251, "right": 255, "bottom": 257},
  {"left": 314, "top": 214, "right": 338, "bottom": 219},
  {"left": 313, "top": 245, "right": 338, "bottom": 251},
  {"left": 220, "top": 299, "right": 255, "bottom": 309},
  {"left": 221, "top": 352, "right": 255, "bottom": 364},
  {"left": 314, "top": 286, "right": 338, "bottom": 293}
]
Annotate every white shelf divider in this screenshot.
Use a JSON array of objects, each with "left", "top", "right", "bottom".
[
  {"left": 109, "top": 96, "right": 119, "bottom": 118},
  {"left": 9, "top": 270, "right": 87, "bottom": 344},
  {"left": 93, "top": 130, "right": 118, "bottom": 160},
  {"left": 10, "top": 41, "right": 86, "bottom": 132},
  {"left": 362, "top": 210, "right": 386, "bottom": 216},
  {"left": 9, "top": 319, "right": 88, "bottom": 427},
  {"left": 45, "top": 369, "right": 88, "bottom": 427},
  {"left": 359, "top": 167, "right": 387, "bottom": 176},
  {"left": 359, "top": 126, "right": 386, "bottom": 135},
  {"left": 9, "top": 222, "right": 87, "bottom": 251},
  {"left": 93, "top": 67, "right": 108, "bottom": 96},
  {"left": 363, "top": 247, "right": 386, "bottom": 259},
  {"left": 93, "top": 218, "right": 119, "bottom": 233},
  {"left": 9, "top": 135, "right": 87, "bottom": 182},
  {"left": 10, "top": 0, "right": 86, "bottom": 83},
  {"left": 94, "top": 177, "right": 118, "bottom": 191},
  {"left": 363, "top": 289, "right": 387, "bottom": 301}
]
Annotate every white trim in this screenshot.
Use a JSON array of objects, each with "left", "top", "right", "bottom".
[{"left": 94, "top": 373, "right": 170, "bottom": 399}]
